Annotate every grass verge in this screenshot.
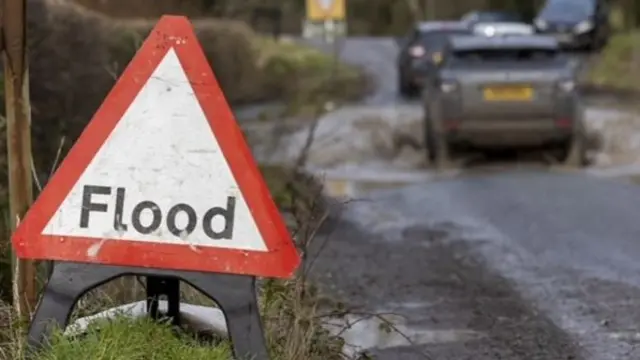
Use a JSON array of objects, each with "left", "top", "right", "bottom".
[
  {"left": 585, "top": 31, "right": 640, "bottom": 92},
  {"left": 0, "top": 166, "right": 345, "bottom": 360},
  {"left": 32, "top": 317, "right": 232, "bottom": 360},
  {"left": 255, "top": 37, "right": 371, "bottom": 116}
]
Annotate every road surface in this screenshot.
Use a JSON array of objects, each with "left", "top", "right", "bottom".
[
  {"left": 245, "top": 36, "right": 640, "bottom": 359},
  {"left": 312, "top": 171, "right": 640, "bottom": 359}
]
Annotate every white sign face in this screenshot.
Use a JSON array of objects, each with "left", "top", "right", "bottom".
[
  {"left": 42, "top": 48, "right": 268, "bottom": 251},
  {"left": 317, "top": 0, "right": 334, "bottom": 11}
]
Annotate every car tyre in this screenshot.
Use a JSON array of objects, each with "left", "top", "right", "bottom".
[
  {"left": 423, "top": 115, "right": 436, "bottom": 163},
  {"left": 398, "top": 73, "right": 418, "bottom": 98},
  {"left": 398, "top": 74, "right": 409, "bottom": 97},
  {"left": 588, "top": 31, "right": 607, "bottom": 52},
  {"left": 428, "top": 104, "right": 454, "bottom": 170},
  {"left": 595, "top": 35, "right": 608, "bottom": 52},
  {"left": 562, "top": 131, "right": 588, "bottom": 167},
  {"left": 587, "top": 40, "right": 600, "bottom": 53},
  {"left": 431, "top": 131, "right": 453, "bottom": 171}
]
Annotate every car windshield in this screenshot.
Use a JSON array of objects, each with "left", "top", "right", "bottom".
[
  {"left": 418, "top": 30, "right": 469, "bottom": 52},
  {"left": 539, "top": 0, "right": 595, "bottom": 20},
  {"left": 448, "top": 47, "right": 561, "bottom": 66},
  {"left": 475, "top": 11, "right": 522, "bottom": 23}
]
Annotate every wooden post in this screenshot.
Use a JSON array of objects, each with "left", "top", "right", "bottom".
[{"left": 2, "top": 0, "right": 38, "bottom": 319}]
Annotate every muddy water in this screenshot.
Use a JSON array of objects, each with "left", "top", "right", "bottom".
[
  {"left": 323, "top": 314, "right": 483, "bottom": 358},
  {"left": 323, "top": 178, "right": 416, "bottom": 198},
  {"left": 246, "top": 102, "right": 640, "bottom": 200}
]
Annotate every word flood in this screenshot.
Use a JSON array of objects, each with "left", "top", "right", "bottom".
[{"left": 79, "top": 185, "right": 236, "bottom": 240}]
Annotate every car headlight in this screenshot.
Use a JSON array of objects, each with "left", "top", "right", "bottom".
[
  {"left": 534, "top": 18, "right": 548, "bottom": 30},
  {"left": 440, "top": 80, "right": 458, "bottom": 93},
  {"left": 483, "top": 26, "right": 496, "bottom": 37},
  {"left": 409, "top": 45, "right": 426, "bottom": 57},
  {"left": 574, "top": 20, "right": 593, "bottom": 34},
  {"left": 558, "top": 80, "right": 575, "bottom": 92}
]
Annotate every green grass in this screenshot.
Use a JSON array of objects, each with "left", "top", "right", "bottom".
[
  {"left": 608, "top": 5, "right": 625, "bottom": 32},
  {"left": 0, "top": 166, "right": 343, "bottom": 360},
  {"left": 32, "top": 316, "right": 232, "bottom": 360},
  {"left": 586, "top": 31, "right": 640, "bottom": 91},
  {"left": 255, "top": 37, "right": 371, "bottom": 116}
]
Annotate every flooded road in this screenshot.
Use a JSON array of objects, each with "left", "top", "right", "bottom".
[
  {"left": 311, "top": 172, "right": 640, "bottom": 359},
  {"left": 243, "top": 37, "right": 640, "bottom": 358},
  {"left": 248, "top": 101, "right": 640, "bottom": 192}
]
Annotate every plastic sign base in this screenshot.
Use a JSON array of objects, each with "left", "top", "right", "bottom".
[
  {"left": 27, "top": 261, "right": 269, "bottom": 360},
  {"left": 146, "top": 275, "right": 181, "bottom": 326}
]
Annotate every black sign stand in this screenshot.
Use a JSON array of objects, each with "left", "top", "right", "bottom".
[
  {"left": 27, "top": 261, "right": 269, "bottom": 360},
  {"left": 146, "top": 275, "right": 181, "bottom": 326}
]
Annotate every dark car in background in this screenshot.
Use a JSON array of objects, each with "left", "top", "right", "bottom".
[
  {"left": 533, "top": 0, "right": 610, "bottom": 51},
  {"left": 397, "top": 21, "right": 469, "bottom": 97},
  {"left": 460, "top": 10, "right": 524, "bottom": 28},
  {"left": 422, "top": 34, "right": 587, "bottom": 169}
]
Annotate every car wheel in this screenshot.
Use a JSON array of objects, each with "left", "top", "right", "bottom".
[
  {"left": 432, "top": 130, "right": 453, "bottom": 171},
  {"left": 398, "top": 73, "right": 412, "bottom": 97},
  {"left": 399, "top": 75, "right": 420, "bottom": 98},
  {"left": 588, "top": 40, "right": 601, "bottom": 53},
  {"left": 425, "top": 131, "right": 438, "bottom": 164},
  {"left": 595, "top": 34, "right": 608, "bottom": 51},
  {"left": 403, "top": 83, "right": 419, "bottom": 97},
  {"left": 589, "top": 31, "right": 608, "bottom": 52},
  {"left": 424, "top": 115, "right": 436, "bottom": 163},
  {"left": 562, "top": 131, "right": 588, "bottom": 167}
]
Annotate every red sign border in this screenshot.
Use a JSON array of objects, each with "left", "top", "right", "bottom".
[{"left": 11, "top": 15, "right": 300, "bottom": 278}]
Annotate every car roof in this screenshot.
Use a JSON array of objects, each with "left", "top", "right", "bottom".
[
  {"left": 447, "top": 34, "right": 559, "bottom": 51},
  {"left": 416, "top": 21, "right": 468, "bottom": 32}
]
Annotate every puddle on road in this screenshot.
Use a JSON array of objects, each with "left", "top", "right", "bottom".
[
  {"left": 318, "top": 163, "right": 640, "bottom": 202},
  {"left": 317, "top": 166, "right": 456, "bottom": 198},
  {"left": 323, "top": 178, "right": 413, "bottom": 198},
  {"left": 323, "top": 313, "right": 484, "bottom": 358},
  {"left": 626, "top": 174, "right": 640, "bottom": 184}
]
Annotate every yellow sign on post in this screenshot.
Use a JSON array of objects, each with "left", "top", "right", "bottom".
[{"left": 306, "top": 0, "right": 346, "bottom": 21}]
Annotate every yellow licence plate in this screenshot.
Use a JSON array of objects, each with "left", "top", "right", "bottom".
[{"left": 483, "top": 86, "right": 533, "bottom": 101}]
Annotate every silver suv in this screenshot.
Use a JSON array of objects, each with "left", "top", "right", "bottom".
[{"left": 422, "top": 34, "right": 587, "bottom": 169}]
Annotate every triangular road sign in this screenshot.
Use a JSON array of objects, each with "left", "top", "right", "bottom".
[{"left": 12, "top": 15, "right": 300, "bottom": 278}]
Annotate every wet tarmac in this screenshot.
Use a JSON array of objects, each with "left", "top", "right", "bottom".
[{"left": 241, "top": 37, "right": 640, "bottom": 359}]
